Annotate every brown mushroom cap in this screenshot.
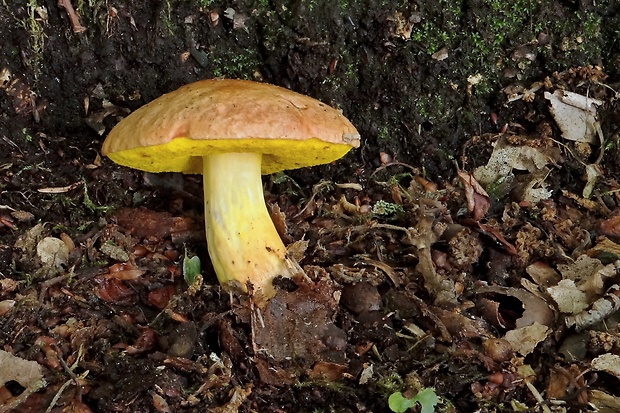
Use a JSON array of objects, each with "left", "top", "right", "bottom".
[{"left": 101, "top": 79, "right": 360, "bottom": 174}]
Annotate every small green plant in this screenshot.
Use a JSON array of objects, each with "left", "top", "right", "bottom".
[
  {"left": 183, "top": 254, "right": 201, "bottom": 285},
  {"left": 82, "top": 182, "right": 112, "bottom": 213},
  {"left": 377, "top": 125, "right": 390, "bottom": 141},
  {"left": 20, "top": 0, "right": 47, "bottom": 77},
  {"left": 388, "top": 388, "right": 439, "bottom": 413},
  {"left": 372, "top": 200, "right": 404, "bottom": 218},
  {"left": 22, "top": 128, "right": 34, "bottom": 143}
]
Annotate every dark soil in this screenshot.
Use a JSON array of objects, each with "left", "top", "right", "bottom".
[{"left": 2, "top": 0, "right": 620, "bottom": 412}]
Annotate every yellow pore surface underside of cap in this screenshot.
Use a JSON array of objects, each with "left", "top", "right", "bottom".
[{"left": 106, "top": 136, "right": 354, "bottom": 175}]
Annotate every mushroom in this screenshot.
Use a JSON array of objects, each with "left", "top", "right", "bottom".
[{"left": 101, "top": 79, "right": 360, "bottom": 302}]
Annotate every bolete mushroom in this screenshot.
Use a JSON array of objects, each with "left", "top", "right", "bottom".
[{"left": 101, "top": 79, "right": 360, "bottom": 302}]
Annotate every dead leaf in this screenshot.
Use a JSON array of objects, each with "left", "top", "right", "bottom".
[
  {"left": 546, "top": 365, "right": 586, "bottom": 401},
  {"left": 36, "top": 236, "right": 69, "bottom": 269},
  {"left": 473, "top": 136, "right": 560, "bottom": 194},
  {"left": 599, "top": 214, "right": 620, "bottom": 238},
  {"left": 589, "top": 389, "right": 620, "bottom": 413},
  {"left": 434, "top": 308, "right": 491, "bottom": 339},
  {"left": 566, "top": 283, "right": 620, "bottom": 331},
  {"left": 113, "top": 208, "right": 202, "bottom": 244},
  {"left": 477, "top": 286, "right": 554, "bottom": 328},
  {"left": 588, "top": 237, "right": 620, "bottom": 259},
  {"left": 250, "top": 275, "right": 345, "bottom": 383},
  {"left": 94, "top": 277, "right": 137, "bottom": 303},
  {"left": 458, "top": 170, "right": 490, "bottom": 221},
  {"left": 547, "top": 279, "right": 589, "bottom": 314},
  {"left": 526, "top": 261, "right": 561, "bottom": 288},
  {"left": 504, "top": 322, "right": 550, "bottom": 356},
  {"left": 210, "top": 384, "right": 252, "bottom": 413},
  {"left": 0, "top": 350, "right": 46, "bottom": 413},
  {"left": 591, "top": 353, "right": 620, "bottom": 379},
  {"left": 0, "top": 350, "right": 44, "bottom": 388},
  {"left": 308, "top": 361, "right": 348, "bottom": 381},
  {"left": 544, "top": 89, "right": 602, "bottom": 143},
  {"left": 0, "top": 300, "right": 15, "bottom": 317}
]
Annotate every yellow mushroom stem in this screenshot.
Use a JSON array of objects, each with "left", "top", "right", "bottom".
[{"left": 203, "top": 152, "right": 291, "bottom": 301}]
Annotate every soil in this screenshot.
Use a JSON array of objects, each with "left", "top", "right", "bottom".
[{"left": 1, "top": 0, "right": 620, "bottom": 412}]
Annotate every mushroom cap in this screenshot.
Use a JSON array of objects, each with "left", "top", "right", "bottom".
[{"left": 101, "top": 79, "right": 360, "bottom": 174}]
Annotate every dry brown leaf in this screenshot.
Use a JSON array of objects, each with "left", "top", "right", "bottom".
[
  {"left": 588, "top": 237, "right": 620, "bottom": 259},
  {"left": 477, "top": 286, "right": 554, "bottom": 328},
  {"left": 526, "top": 261, "right": 561, "bottom": 288},
  {"left": 591, "top": 354, "right": 620, "bottom": 379},
  {"left": 547, "top": 279, "right": 589, "bottom": 314},
  {"left": 250, "top": 275, "right": 345, "bottom": 382},
  {"left": 0, "top": 350, "right": 44, "bottom": 388},
  {"left": 209, "top": 384, "right": 252, "bottom": 413},
  {"left": 113, "top": 208, "right": 202, "bottom": 244},
  {"left": 589, "top": 389, "right": 620, "bottom": 413},
  {"left": 36, "top": 236, "right": 69, "bottom": 269},
  {"left": 0, "top": 350, "right": 46, "bottom": 413},
  {"left": 458, "top": 170, "right": 490, "bottom": 221},
  {"left": 504, "top": 322, "right": 550, "bottom": 356},
  {"left": 473, "top": 136, "right": 560, "bottom": 187},
  {"left": 599, "top": 214, "right": 620, "bottom": 238}
]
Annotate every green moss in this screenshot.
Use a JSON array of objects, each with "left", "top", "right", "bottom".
[
  {"left": 192, "top": 0, "right": 214, "bottom": 8},
  {"left": 208, "top": 49, "right": 260, "bottom": 79},
  {"left": 75, "top": 0, "right": 109, "bottom": 31},
  {"left": 377, "top": 125, "right": 390, "bottom": 141},
  {"left": 159, "top": 0, "right": 176, "bottom": 36},
  {"left": 14, "top": 0, "right": 47, "bottom": 78}
]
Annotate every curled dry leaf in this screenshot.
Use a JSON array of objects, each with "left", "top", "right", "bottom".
[
  {"left": 526, "top": 261, "right": 561, "bottom": 288},
  {"left": 477, "top": 286, "right": 554, "bottom": 328},
  {"left": 591, "top": 354, "right": 620, "bottom": 380},
  {"left": 473, "top": 136, "right": 560, "bottom": 202},
  {"left": 588, "top": 237, "right": 620, "bottom": 259},
  {"left": 457, "top": 170, "right": 490, "bottom": 221},
  {"left": 566, "top": 283, "right": 620, "bottom": 331},
  {"left": 0, "top": 350, "right": 46, "bottom": 412},
  {"left": 308, "top": 361, "right": 348, "bottom": 381},
  {"left": 147, "top": 285, "right": 177, "bottom": 309},
  {"left": 209, "top": 384, "right": 252, "bottom": 413},
  {"left": 104, "top": 268, "right": 146, "bottom": 281},
  {"left": 434, "top": 307, "right": 491, "bottom": 339},
  {"left": 589, "top": 389, "right": 620, "bottom": 413},
  {"left": 546, "top": 364, "right": 587, "bottom": 401},
  {"left": 125, "top": 327, "right": 158, "bottom": 355}
]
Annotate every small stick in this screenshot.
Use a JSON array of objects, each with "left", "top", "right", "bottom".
[{"left": 58, "top": 0, "right": 86, "bottom": 33}]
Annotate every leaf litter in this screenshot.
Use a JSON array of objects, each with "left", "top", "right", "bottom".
[{"left": 2, "top": 66, "right": 620, "bottom": 412}]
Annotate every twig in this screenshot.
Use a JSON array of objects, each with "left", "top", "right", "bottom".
[{"left": 57, "top": 0, "right": 86, "bottom": 33}]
